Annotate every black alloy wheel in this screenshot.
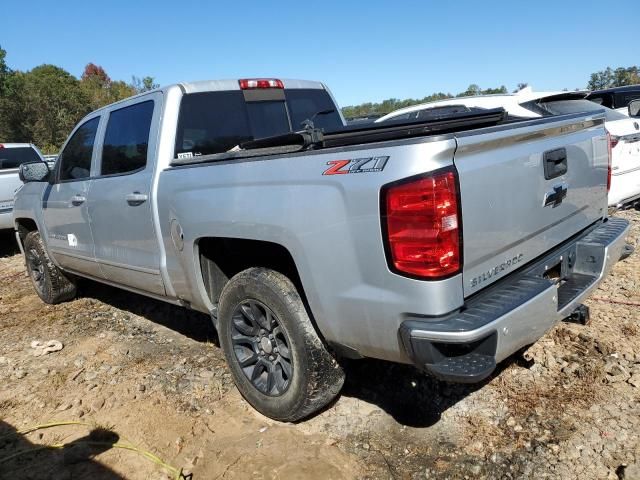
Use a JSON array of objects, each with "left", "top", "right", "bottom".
[{"left": 230, "top": 299, "right": 293, "bottom": 396}]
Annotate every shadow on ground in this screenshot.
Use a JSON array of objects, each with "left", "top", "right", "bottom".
[
  {"left": 79, "top": 279, "right": 219, "bottom": 345},
  {"left": 0, "top": 421, "right": 122, "bottom": 480},
  {"left": 76, "top": 277, "right": 523, "bottom": 429},
  {"left": 338, "top": 358, "right": 486, "bottom": 427},
  {"left": 0, "top": 230, "right": 19, "bottom": 258}
]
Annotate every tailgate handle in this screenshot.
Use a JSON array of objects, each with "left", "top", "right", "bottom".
[{"left": 543, "top": 148, "right": 567, "bottom": 180}]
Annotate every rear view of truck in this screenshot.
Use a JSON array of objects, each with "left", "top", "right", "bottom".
[
  {"left": 14, "top": 77, "right": 630, "bottom": 422},
  {"left": 398, "top": 113, "right": 629, "bottom": 382}
]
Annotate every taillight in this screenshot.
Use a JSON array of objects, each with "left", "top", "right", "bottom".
[
  {"left": 606, "top": 132, "right": 614, "bottom": 192},
  {"left": 239, "top": 78, "right": 284, "bottom": 90},
  {"left": 382, "top": 168, "right": 461, "bottom": 279}
]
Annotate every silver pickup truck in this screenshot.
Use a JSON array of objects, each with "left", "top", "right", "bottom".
[{"left": 13, "top": 78, "right": 630, "bottom": 421}]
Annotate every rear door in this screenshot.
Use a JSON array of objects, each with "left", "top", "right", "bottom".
[
  {"left": 454, "top": 113, "right": 608, "bottom": 297},
  {"left": 88, "top": 94, "right": 164, "bottom": 295},
  {"left": 42, "top": 117, "right": 102, "bottom": 276}
]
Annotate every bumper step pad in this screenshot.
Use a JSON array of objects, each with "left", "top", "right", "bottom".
[{"left": 427, "top": 353, "right": 496, "bottom": 383}]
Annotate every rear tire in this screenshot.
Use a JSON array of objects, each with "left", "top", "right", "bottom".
[
  {"left": 23, "top": 231, "right": 77, "bottom": 304},
  {"left": 218, "top": 267, "right": 344, "bottom": 421}
]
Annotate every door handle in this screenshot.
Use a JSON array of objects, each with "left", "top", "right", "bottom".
[
  {"left": 70, "top": 195, "right": 86, "bottom": 206},
  {"left": 126, "top": 192, "right": 148, "bottom": 206}
]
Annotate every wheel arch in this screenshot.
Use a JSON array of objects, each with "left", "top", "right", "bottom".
[{"left": 197, "top": 237, "right": 306, "bottom": 305}]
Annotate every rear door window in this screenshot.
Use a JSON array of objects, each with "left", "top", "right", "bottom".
[
  {"left": 0, "top": 146, "right": 41, "bottom": 170},
  {"left": 58, "top": 117, "right": 100, "bottom": 181},
  {"left": 101, "top": 101, "right": 154, "bottom": 176}
]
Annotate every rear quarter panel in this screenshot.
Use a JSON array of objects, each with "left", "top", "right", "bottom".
[{"left": 157, "top": 138, "right": 460, "bottom": 363}]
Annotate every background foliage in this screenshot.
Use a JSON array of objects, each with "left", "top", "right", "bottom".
[
  {"left": 0, "top": 46, "right": 157, "bottom": 153},
  {"left": 0, "top": 44, "right": 638, "bottom": 151}
]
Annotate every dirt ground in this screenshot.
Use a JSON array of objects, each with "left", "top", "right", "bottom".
[{"left": 0, "top": 210, "right": 639, "bottom": 480}]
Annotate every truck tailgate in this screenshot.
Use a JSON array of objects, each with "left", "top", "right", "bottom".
[{"left": 454, "top": 113, "right": 608, "bottom": 297}]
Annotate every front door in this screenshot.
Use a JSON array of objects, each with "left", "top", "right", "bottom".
[
  {"left": 42, "top": 116, "right": 102, "bottom": 277},
  {"left": 88, "top": 96, "right": 164, "bottom": 295}
]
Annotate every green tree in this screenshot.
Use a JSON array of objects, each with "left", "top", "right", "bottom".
[
  {"left": 0, "top": 45, "right": 9, "bottom": 95},
  {"left": 20, "top": 65, "right": 88, "bottom": 151},
  {"left": 131, "top": 75, "right": 159, "bottom": 93},
  {"left": 588, "top": 66, "right": 640, "bottom": 90},
  {"left": 81, "top": 63, "right": 136, "bottom": 111}
]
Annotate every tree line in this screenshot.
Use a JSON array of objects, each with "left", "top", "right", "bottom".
[
  {"left": 0, "top": 45, "right": 158, "bottom": 153},
  {"left": 341, "top": 84, "right": 509, "bottom": 119}
]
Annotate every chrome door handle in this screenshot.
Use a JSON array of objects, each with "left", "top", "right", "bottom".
[
  {"left": 126, "top": 192, "right": 148, "bottom": 206},
  {"left": 70, "top": 195, "right": 86, "bottom": 206}
]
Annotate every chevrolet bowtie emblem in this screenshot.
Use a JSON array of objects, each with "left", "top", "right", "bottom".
[{"left": 544, "top": 183, "right": 568, "bottom": 208}]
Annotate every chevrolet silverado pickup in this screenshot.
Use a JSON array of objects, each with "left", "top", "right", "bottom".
[{"left": 13, "top": 78, "right": 630, "bottom": 421}]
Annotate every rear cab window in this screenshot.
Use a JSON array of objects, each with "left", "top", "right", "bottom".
[
  {"left": 0, "top": 146, "right": 41, "bottom": 170},
  {"left": 175, "top": 88, "right": 343, "bottom": 158}
]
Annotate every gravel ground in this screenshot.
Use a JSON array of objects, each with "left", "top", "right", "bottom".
[{"left": 0, "top": 209, "right": 638, "bottom": 479}]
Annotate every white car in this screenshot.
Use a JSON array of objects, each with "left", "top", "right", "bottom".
[
  {"left": 0, "top": 143, "right": 47, "bottom": 230},
  {"left": 377, "top": 89, "right": 640, "bottom": 209}
]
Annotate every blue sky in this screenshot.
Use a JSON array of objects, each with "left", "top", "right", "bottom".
[{"left": 2, "top": 0, "right": 638, "bottom": 106}]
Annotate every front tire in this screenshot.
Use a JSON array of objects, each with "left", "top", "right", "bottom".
[
  {"left": 218, "top": 268, "right": 344, "bottom": 421},
  {"left": 23, "top": 231, "right": 77, "bottom": 304}
]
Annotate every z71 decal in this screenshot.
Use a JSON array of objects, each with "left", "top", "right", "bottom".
[{"left": 323, "top": 156, "right": 389, "bottom": 175}]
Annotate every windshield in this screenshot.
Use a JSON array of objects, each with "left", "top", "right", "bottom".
[
  {"left": 521, "top": 99, "right": 628, "bottom": 122},
  {"left": 0, "top": 146, "right": 41, "bottom": 170},
  {"left": 175, "top": 89, "right": 342, "bottom": 158}
]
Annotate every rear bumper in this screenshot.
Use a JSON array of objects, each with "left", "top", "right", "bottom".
[{"left": 399, "top": 217, "right": 630, "bottom": 383}]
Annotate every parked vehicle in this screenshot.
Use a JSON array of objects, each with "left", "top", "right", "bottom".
[
  {"left": 14, "top": 78, "right": 629, "bottom": 421},
  {"left": 377, "top": 91, "right": 640, "bottom": 209},
  {"left": 586, "top": 85, "right": 640, "bottom": 115},
  {"left": 0, "top": 143, "right": 46, "bottom": 230}
]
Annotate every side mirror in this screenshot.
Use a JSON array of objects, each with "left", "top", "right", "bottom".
[
  {"left": 628, "top": 99, "right": 640, "bottom": 118},
  {"left": 19, "top": 161, "right": 50, "bottom": 183}
]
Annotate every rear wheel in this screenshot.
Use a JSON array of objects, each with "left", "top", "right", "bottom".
[
  {"left": 218, "top": 268, "right": 344, "bottom": 421},
  {"left": 23, "top": 231, "right": 77, "bottom": 304}
]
